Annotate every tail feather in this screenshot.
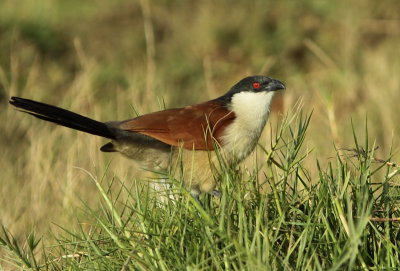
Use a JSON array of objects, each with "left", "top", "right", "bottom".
[{"left": 9, "top": 96, "right": 116, "bottom": 139}]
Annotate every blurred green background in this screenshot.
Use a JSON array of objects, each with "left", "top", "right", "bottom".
[{"left": 1, "top": 0, "right": 399, "bottom": 239}]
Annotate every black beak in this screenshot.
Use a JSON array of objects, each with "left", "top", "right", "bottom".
[{"left": 267, "top": 79, "right": 286, "bottom": 91}]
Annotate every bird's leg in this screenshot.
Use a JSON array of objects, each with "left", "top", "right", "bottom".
[
  {"left": 208, "top": 190, "right": 221, "bottom": 198},
  {"left": 190, "top": 190, "right": 205, "bottom": 208}
]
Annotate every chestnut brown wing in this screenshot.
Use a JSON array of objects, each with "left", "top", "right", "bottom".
[{"left": 117, "top": 100, "right": 235, "bottom": 150}]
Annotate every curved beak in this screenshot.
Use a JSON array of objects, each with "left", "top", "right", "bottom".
[{"left": 267, "top": 79, "right": 286, "bottom": 92}]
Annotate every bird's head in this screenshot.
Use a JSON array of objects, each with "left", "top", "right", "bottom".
[
  {"left": 228, "top": 75, "right": 285, "bottom": 96},
  {"left": 217, "top": 75, "right": 285, "bottom": 108}
]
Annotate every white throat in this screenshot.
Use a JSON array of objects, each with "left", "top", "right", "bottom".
[{"left": 221, "top": 91, "right": 275, "bottom": 162}]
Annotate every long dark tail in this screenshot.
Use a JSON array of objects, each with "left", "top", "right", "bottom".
[{"left": 9, "top": 97, "right": 116, "bottom": 139}]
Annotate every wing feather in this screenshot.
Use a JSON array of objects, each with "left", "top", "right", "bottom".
[{"left": 117, "top": 100, "right": 234, "bottom": 150}]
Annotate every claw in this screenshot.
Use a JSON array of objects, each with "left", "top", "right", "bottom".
[{"left": 209, "top": 190, "right": 221, "bottom": 198}]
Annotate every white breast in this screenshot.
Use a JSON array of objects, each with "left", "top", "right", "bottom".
[{"left": 221, "top": 91, "right": 275, "bottom": 162}]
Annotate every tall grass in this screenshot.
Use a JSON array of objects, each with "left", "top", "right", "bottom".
[
  {"left": 1, "top": 0, "right": 400, "bottom": 269},
  {"left": 1, "top": 111, "right": 399, "bottom": 270}
]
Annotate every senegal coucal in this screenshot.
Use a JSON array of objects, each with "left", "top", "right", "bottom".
[{"left": 9, "top": 76, "right": 285, "bottom": 197}]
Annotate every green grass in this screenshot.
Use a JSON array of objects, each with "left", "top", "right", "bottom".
[
  {"left": 1, "top": 112, "right": 399, "bottom": 270},
  {"left": 1, "top": 0, "right": 400, "bottom": 269}
]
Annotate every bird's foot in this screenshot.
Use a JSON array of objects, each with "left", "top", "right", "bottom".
[
  {"left": 208, "top": 190, "right": 221, "bottom": 198},
  {"left": 190, "top": 190, "right": 204, "bottom": 208}
]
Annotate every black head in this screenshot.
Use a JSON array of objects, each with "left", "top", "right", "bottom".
[{"left": 218, "top": 75, "right": 285, "bottom": 102}]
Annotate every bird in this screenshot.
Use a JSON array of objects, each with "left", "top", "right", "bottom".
[{"left": 9, "top": 75, "right": 285, "bottom": 198}]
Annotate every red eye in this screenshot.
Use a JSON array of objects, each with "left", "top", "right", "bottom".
[{"left": 252, "top": 82, "right": 261, "bottom": 89}]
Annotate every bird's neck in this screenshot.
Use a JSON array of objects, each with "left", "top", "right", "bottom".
[{"left": 221, "top": 91, "right": 275, "bottom": 162}]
